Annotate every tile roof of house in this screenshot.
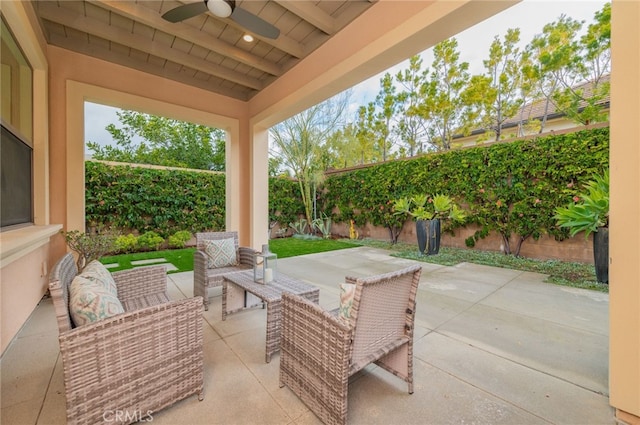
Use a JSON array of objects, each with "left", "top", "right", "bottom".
[{"left": 503, "top": 74, "right": 610, "bottom": 126}]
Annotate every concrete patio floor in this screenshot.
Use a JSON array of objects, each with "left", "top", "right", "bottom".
[{"left": 1, "top": 246, "right": 613, "bottom": 424}]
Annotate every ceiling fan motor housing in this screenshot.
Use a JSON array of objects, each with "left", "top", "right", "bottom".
[{"left": 207, "top": 0, "right": 236, "bottom": 18}]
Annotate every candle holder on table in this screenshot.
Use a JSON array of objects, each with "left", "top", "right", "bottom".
[{"left": 253, "top": 244, "right": 277, "bottom": 284}]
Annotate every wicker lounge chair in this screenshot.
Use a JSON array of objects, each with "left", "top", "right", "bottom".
[
  {"left": 49, "top": 253, "right": 204, "bottom": 425},
  {"left": 279, "top": 264, "right": 423, "bottom": 425},
  {"left": 194, "top": 231, "right": 257, "bottom": 310}
]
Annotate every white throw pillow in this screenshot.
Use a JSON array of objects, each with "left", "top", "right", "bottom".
[{"left": 204, "top": 238, "right": 238, "bottom": 269}]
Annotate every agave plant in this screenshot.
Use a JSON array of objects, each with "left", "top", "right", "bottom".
[
  {"left": 555, "top": 170, "right": 609, "bottom": 238},
  {"left": 393, "top": 193, "right": 465, "bottom": 223},
  {"left": 312, "top": 213, "right": 332, "bottom": 239}
]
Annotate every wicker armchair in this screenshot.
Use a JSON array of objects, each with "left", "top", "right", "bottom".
[
  {"left": 49, "top": 253, "right": 204, "bottom": 425},
  {"left": 194, "top": 231, "right": 257, "bottom": 310},
  {"left": 279, "top": 264, "right": 423, "bottom": 425}
]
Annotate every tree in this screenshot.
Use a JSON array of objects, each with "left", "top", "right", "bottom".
[
  {"left": 514, "top": 50, "right": 542, "bottom": 136},
  {"left": 354, "top": 103, "right": 380, "bottom": 164},
  {"left": 323, "top": 123, "right": 362, "bottom": 169},
  {"left": 395, "top": 55, "right": 429, "bottom": 156},
  {"left": 416, "top": 39, "right": 472, "bottom": 150},
  {"left": 526, "top": 15, "right": 583, "bottom": 132},
  {"left": 269, "top": 92, "right": 350, "bottom": 228},
  {"left": 87, "top": 110, "right": 225, "bottom": 170},
  {"left": 478, "top": 29, "right": 525, "bottom": 141},
  {"left": 372, "top": 73, "right": 398, "bottom": 161},
  {"left": 553, "top": 3, "right": 610, "bottom": 125}
]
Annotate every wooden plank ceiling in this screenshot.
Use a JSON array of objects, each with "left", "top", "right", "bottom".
[{"left": 32, "top": 0, "right": 374, "bottom": 101}]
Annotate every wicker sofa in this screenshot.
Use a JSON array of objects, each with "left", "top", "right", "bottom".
[
  {"left": 49, "top": 252, "right": 204, "bottom": 425},
  {"left": 279, "top": 264, "right": 423, "bottom": 425},
  {"left": 194, "top": 231, "right": 257, "bottom": 310}
]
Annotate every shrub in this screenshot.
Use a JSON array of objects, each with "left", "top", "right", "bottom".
[
  {"left": 168, "top": 230, "right": 192, "bottom": 248},
  {"left": 61, "top": 230, "right": 116, "bottom": 270},
  {"left": 114, "top": 233, "right": 138, "bottom": 253},
  {"left": 137, "top": 231, "right": 164, "bottom": 251}
]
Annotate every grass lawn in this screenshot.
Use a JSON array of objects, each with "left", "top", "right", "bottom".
[
  {"left": 100, "top": 237, "right": 606, "bottom": 293},
  {"left": 268, "top": 237, "right": 357, "bottom": 258},
  {"left": 100, "top": 248, "right": 195, "bottom": 274},
  {"left": 98, "top": 238, "right": 356, "bottom": 273}
]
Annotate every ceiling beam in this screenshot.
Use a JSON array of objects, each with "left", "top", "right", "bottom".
[
  {"left": 90, "top": 0, "right": 283, "bottom": 77},
  {"left": 37, "top": 2, "right": 264, "bottom": 90},
  {"left": 47, "top": 32, "right": 251, "bottom": 101},
  {"left": 215, "top": 14, "right": 304, "bottom": 58},
  {"left": 274, "top": 1, "right": 336, "bottom": 35}
]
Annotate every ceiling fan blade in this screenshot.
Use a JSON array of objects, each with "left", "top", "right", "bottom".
[
  {"left": 231, "top": 7, "right": 280, "bottom": 39},
  {"left": 162, "top": 2, "right": 209, "bottom": 23}
]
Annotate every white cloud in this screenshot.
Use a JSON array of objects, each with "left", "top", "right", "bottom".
[{"left": 84, "top": 102, "right": 121, "bottom": 149}]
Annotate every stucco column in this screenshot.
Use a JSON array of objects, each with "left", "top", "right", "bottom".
[
  {"left": 609, "top": 1, "right": 640, "bottom": 423},
  {"left": 225, "top": 119, "right": 242, "bottom": 236},
  {"left": 249, "top": 126, "right": 270, "bottom": 250}
]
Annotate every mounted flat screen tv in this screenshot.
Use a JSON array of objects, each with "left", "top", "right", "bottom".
[{"left": 1, "top": 124, "right": 33, "bottom": 228}]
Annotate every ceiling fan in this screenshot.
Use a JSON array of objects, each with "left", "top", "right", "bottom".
[{"left": 162, "top": 0, "right": 280, "bottom": 39}]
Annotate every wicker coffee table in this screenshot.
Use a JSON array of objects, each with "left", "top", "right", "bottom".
[{"left": 222, "top": 270, "right": 320, "bottom": 362}]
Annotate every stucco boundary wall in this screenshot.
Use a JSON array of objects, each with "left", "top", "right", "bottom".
[{"left": 330, "top": 221, "right": 593, "bottom": 264}]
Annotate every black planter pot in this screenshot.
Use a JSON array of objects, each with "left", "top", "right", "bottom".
[
  {"left": 593, "top": 227, "right": 609, "bottom": 284},
  {"left": 427, "top": 218, "right": 441, "bottom": 255},
  {"left": 416, "top": 220, "right": 428, "bottom": 255}
]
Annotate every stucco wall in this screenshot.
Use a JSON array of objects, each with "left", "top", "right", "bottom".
[
  {"left": 332, "top": 221, "right": 594, "bottom": 263},
  {"left": 0, "top": 245, "right": 51, "bottom": 354}
]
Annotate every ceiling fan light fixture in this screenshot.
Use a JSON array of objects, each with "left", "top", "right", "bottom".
[{"left": 207, "top": 0, "right": 233, "bottom": 18}]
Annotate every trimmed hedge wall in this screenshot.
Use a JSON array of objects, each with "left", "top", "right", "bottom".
[
  {"left": 85, "top": 161, "right": 304, "bottom": 236},
  {"left": 86, "top": 127, "right": 608, "bottom": 257},
  {"left": 320, "top": 127, "right": 609, "bottom": 255}
]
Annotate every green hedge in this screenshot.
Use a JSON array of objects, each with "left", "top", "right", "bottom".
[
  {"left": 85, "top": 161, "right": 304, "bottom": 236},
  {"left": 86, "top": 127, "right": 609, "bottom": 256},
  {"left": 86, "top": 162, "right": 226, "bottom": 236},
  {"left": 320, "top": 127, "right": 609, "bottom": 255}
]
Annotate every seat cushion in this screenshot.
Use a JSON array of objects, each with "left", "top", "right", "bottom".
[
  {"left": 69, "top": 260, "right": 124, "bottom": 327},
  {"left": 121, "top": 292, "right": 171, "bottom": 311},
  {"left": 204, "top": 238, "right": 238, "bottom": 268}
]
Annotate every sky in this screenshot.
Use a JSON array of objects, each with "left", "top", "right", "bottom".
[{"left": 84, "top": 0, "right": 608, "bottom": 148}]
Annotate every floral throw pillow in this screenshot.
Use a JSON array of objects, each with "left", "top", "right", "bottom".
[
  {"left": 69, "top": 261, "right": 124, "bottom": 327},
  {"left": 338, "top": 282, "right": 356, "bottom": 322},
  {"left": 204, "top": 238, "right": 238, "bottom": 269},
  {"left": 80, "top": 260, "right": 118, "bottom": 295}
]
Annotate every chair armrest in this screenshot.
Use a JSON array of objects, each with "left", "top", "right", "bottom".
[
  {"left": 59, "top": 297, "right": 204, "bottom": 423},
  {"left": 193, "top": 250, "right": 208, "bottom": 284},
  {"left": 112, "top": 265, "right": 168, "bottom": 301},
  {"left": 238, "top": 246, "right": 258, "bottom": 266},
  {"left": 345, "top": 276, "right": 358, "bottom": 284},
  {"left": 279, "top": 293, "right": 353, "bottom": 425}
]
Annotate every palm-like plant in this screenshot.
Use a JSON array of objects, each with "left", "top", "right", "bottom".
[
  {"left": 393, "top": 193, "right": 465, "bottom": 223},
  {"left": 555, "top": 170, "right": 609, "bottom": 238}
]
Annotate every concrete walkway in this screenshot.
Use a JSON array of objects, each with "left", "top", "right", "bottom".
[{"left": 1, "top": 246, "right": 612, "bottom": 424}]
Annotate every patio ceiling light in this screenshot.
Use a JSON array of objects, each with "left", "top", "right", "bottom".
[{"left": 207, "top": 0, "right": 233, "bottom": 18}]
